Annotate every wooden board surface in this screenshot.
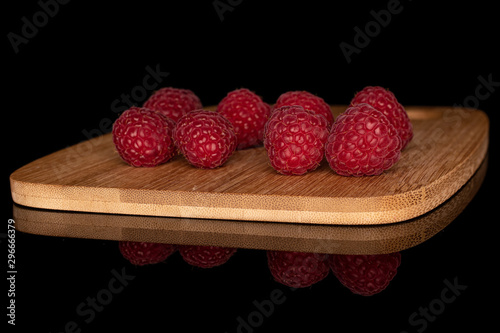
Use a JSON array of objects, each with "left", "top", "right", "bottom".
[
  {"left": 10, "top": 106, "right": 489, "bottom": 225},
  {"left": 12, "top": 155, "right": 488, "bottom": 254}
]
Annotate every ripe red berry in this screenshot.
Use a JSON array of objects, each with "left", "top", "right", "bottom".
[
  {"left": 264, "top": 105, "right": 329, "bottom": 175},
  {"left": 216, "top": 88, "right": 271, "bottom": 150},
  {"left": 325, "top": 103, "right": 402, "bottom": 176},
  {"left": 178, "top": 245, "right": 237, "bottom": 268},
  {"left": 274, "top": 90, "right": 334, "bottom": 128},
  {"left": 112, "top": 106, "right": 176, "bottom": 167},
  {"left": 143, "top": 87, "right": 202, "bottom": 123},
  {"left": 267, "top": 251, "right": 330, "bottom": 288},
  {"left": 119, "top": 241, "right": 177, "bottom": 266},
  {"left": 173, "top": 110, "right": 237, "bottom": 169},
  {"left": 351, "top": 86, "right": 413, "bottom": 149},
  {"left": 329, "top": 252, "right": 401, "bottom": 296}
]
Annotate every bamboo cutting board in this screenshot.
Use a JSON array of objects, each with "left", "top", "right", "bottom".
[
  {"left": 10, "top": 106, "right": 489, "bottom": 225},
  {"left": 11, "top": 154, "right": 487, "bottom": 254}
]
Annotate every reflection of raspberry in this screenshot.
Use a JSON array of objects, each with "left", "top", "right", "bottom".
[
  {"left": 216, "top": 88, "right": 271, "bottom": 150},
  {"left": 173, "top": 110, "right": 237, "bottom": 169},
  {"left": 329, "top": 252, "right": 401, "bottom": 296},
  {"left": 267, "top": 251, "right": 330, "bottom": 288},
  {"left": 351, "top": 86, "right": 413, "bottom": 149},
  {"left": 274, "top": 90, "right": 334, "bottom": 128},
  {"left": 112, "top": 107, "right": 176, "bottom": 167},
  {"left": 119, "top": 241, "right": 176, "bottom": 266},
  {"left": 325, "top": 104, "right": 401, "bottom": 176},
  {"left": 264, "top": 105, "right": 329, "bottom": 175},
  {"left": 143, "top": 87, "right": 202, "bottom": 123},
  {"left": 179, "top": 245, "right": 237, "bottom": 268}
]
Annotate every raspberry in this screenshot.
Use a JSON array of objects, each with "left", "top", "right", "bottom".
[
  {"left": 178, "top": 245, "right": 237, "bottom": 268},
  {"left": 264, "top": 105, "right": 329, "bottom": 175},
  {"left": 329, "top": 252, "right": 401, "bottom": 296},
  {"left": 143, "top": 87, "right": 202, "bottom": 123},
  {"left": 351, "top": 86, "right": 413, "bottom": 149},
  {"left": 216, "top": 88, "right": 271, "bottom": 149},
  {"left": 267, "top": 251, "right": 330, "bottom": 288},
  {"left": 274, "top": 90, "right": 334, "bottom": 128},
  {"left": 119, "top": 241, "right": 176, "bottom": 266},
  {"left": 173, "top": 110, "right": 237, "bottom": 169},
  {"left": 112, "top": 106, "right": 176, "bottom": 167},
  {"left": 325, "top": 103, "right": 402, "bottom": 176}
]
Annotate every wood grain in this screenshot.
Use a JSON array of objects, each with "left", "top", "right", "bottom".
[
  {"left": 10, "top": 106, "right": 489, "bottom": 225},
  {"left": 12, "top": 155, "right": 487, "bottom": 254}
]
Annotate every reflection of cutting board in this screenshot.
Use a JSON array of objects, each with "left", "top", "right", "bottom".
[{"left": 10, "top": 106, "right": 489, "bottom": 225}]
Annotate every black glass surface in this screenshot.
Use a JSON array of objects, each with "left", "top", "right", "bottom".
[{"left": 5, "top": 1, "right": 498, "bottom": 332}]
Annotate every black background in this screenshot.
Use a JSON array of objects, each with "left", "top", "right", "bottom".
[{"left": 4, "top": 0, "right": 499, "bottom": 332}]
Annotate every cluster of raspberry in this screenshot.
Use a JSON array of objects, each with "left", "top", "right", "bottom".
[{"left": 112, "top": 86, "right": 412, "bottom": 176}]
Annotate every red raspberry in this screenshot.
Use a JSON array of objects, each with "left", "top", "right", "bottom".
[
  {"left": 143, "top": 87, "right": 202, "bottom": 123},
  {"left": 325, "top": 103, "right": 402, "bottom": 176},
  {"left": 112, "top": 106, "right": 176, "bottom": 167},
  {"left": 119, "top": 241, "right": 176, "bottom": 266},
  {"left": 351, "top": 86, "right": 413, "bottom": 149},
  {"left": 267, "top": 251, "right": 330, "bottom": 288},
  {"left": 178, "top": 245, "right": 237, "bottom": 268},
  {"left": 216, "top": 88, "right": 271, "bottom": 150},
  {"left": 173, "top": 110, "right": 237, "bottom": 169},
  {"left": 329, "top": 252, "right": 401, "bottom": 296},
  {"left": 274, "top": 90, "right": 334, "bottom": 128},
  {"left": 264, "top": 105, "right": 329, "bottom": 175}
]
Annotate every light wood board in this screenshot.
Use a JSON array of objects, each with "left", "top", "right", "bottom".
[
  {"left": 12, "top": 156, "right": 487, "bottom": 254},
  {"left": 10, "top": 106, "right": 489, "bottom": 225}
]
